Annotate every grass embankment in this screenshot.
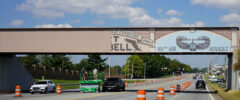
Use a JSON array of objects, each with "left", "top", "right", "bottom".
[
  {"left": 124, "top": 75, "right": 174, "bottom": 83},
  {"left": 35, "top": 79, "right": 79, "bottom": 90},
  {"left": 34, "top": 75, "right": 175, "bottom": 90},
  {"left": 205, "top": 75, "right": 240, "bottom": 100}
]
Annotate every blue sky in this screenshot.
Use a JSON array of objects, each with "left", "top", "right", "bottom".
[{"left": 1, "top": 0, "right": 239, "bottom": 68}]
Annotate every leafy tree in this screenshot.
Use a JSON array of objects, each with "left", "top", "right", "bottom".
[
  {"left": 87, "top": 55, "right": 108, "bottom": 72},
  {"left": 18, "top": 54, "right": 39, "bottom": 68},
  {"left": 122, "top": 55, "right": 144, "bottom": 78}
]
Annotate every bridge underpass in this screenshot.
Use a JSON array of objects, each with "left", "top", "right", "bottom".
[{"left": 0, "top": 27, "right": 239, "bottom": 93}]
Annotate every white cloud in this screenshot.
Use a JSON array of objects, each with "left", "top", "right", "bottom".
[
  {"left": 35, "top": 23, "right": 72, "bottom": 28},
  {"left": 166, "top": 9, "right": 183, "bottom": 16},
  {"left": 17, "top": 0, "right": 136, "bottom": 19},
  {"left": 11, "top": 20, "right": 24, "bottom": 26},
  {"left": 191, "top": 0, "right": 240, "bottom": 11},
  {"left": 157, "top": 9, "right": 163, "bottom": 14},
  {"left": 220, "top": 13, "right": 240, "bottom": 26},
  {"left": 17, "top": 0, "right": 204, "bottom": 27},
  {"left": 130, "top": 15, "right": 204, "bottom": 27},
  {"left": 191, "top": 0, "right": 240, "bottom": 26},
  {"left": 92, "top": 20, "right": 104, "bottom": 25}
]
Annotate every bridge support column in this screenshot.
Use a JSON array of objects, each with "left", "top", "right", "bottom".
[
  {"left": 227, "top": 50, "right": 240, "bottom": 90},
  {"left": 0, "top": 55, "right": 34, "bottom": 92},
  {"left": 227, "top": 54, "right": 233, "bottom": 90}
]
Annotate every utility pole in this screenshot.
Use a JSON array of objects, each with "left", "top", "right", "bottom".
[
  {"left": 62, "top": 55, "right": 63, "bottom": 71},
  {"left": 144, "top": 62, "right": 146, "bottom": 79},
  {"left": 128, "top": 60, "right": 129, "bottom": 79},
  {"left": 131, "top": 62, "right": 134, "bottom": 79},
  {"left": 109, "top": 55, "right": 111, "bottom": 78}
]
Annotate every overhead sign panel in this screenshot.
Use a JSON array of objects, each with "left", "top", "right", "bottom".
[
  {"left": 111, "top": 29, "right": 233, "bottom": 53},
  {"left": 155, "top": 31, "right": 231, "bottom": 52}
]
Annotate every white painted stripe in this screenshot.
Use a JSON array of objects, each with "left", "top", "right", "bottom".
[
  {"left": 157, "top": 95, "right": 164, "bottom": 97},
  {"left": 15, "top": 89, "right": 21, "bottom": 91},
  {"left": 15, "top": 93, "right": 20, "bottom": 95},
  {"left": 158, "top": 90, "right": 163, "bottom": 93},
  {"left": 137, "top": 95, "right": 146, "bottom": 98},
  {"left": 206, "top": 85, "right": 215, "bottom": 100}
]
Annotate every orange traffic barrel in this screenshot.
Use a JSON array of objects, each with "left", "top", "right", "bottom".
[
  {"left": 15, "top": 85, "right": 21, "bottom": 97},
  {"left": 185, "top": 82, "right": 187, "bottom": 88},
  {"left": 140, "top": 81, "right": 143, "bottom": 85},
  {"left": 170, "top": 85, "right": 175, "bottom": 95},
  {"left": 134, "top": 81, "right": 137, "bottom": 86},
  {"left": 151, "top": 80, "right": 153, "bottom": 84},
  {"left": 176, "top": 85, "right": 180, "bottom": 92},
  {"left": 125, "top": 81, "right": 128, "bottom": 87},
  {"left": 182, "top": 83, "right": 185, "bottom": 90},
  {"left": 57, "top": 85, "right": 62, "bottom": 94},
  {"left": 137, "top": 90, "right": 146, "bottom": 100},
  {"left": 157, "top": 87, "right": 164, "bottom": 100}
]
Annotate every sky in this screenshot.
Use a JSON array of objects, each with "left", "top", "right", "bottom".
[{"left": 1, "top": 0, "right": 239, "bottom": 68}]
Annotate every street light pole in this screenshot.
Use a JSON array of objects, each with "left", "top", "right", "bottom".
[
  {"left": 109, "top": 55, "right": 111, "bottom": 78},
  {"left": 144, "top": 62, "right": 146, "bottom": 79},
  {"left": 131, "top": 62, "right": 134, "bottom": 79},
  {"left": 128, "top": 60, "right": 129, "bottom": 79}
]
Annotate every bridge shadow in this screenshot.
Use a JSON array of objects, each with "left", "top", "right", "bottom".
[{"left": 125, "top": 89, "right": 218, "bottom": 94}]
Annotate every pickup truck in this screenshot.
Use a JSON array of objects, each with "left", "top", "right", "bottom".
[{"left": 102, "top": 77, "right": 125, "bottom": 92}]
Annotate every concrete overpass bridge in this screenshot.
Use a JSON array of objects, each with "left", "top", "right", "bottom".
[{"left": 0, "top": 27, "right": 239, "bottom": 92}]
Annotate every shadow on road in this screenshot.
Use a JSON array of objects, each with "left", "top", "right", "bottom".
[{"left": 125, "top": 90, "right": 218, "bottom": 94}]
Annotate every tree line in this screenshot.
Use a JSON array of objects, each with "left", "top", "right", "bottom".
[
  {"left": 122, "top": 55, "right": 193, "bottom": 78},
  {"left": 18, "top": 54, "right": 193, "bottom": 78}
]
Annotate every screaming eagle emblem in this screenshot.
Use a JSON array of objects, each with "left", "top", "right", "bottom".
[{"left": 176, "top": 36, "right": 210, "bottom": 51}]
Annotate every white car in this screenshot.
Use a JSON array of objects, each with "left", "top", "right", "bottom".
[
  {"left": 209, "top": 78, "right": 218, "bottom": 83},
  {"left": 30, "top": 80, "right": 56, "bottom": 94}
]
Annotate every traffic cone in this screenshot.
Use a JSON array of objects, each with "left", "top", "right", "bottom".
[
  {"left": 159, "top": 80, "right": 160, "bottom": 83},
  {"left": 151, "top": 80, "right": 153, "bottom": 84},
  {"left": 57, "top": 85, "right": 62, "bottom": 94},
  {"left": 125, "top": 81, "right": 128, "bottom": 87},
  {"left": 157, "top": 87, "right": 164, "bottom": 100},
  {"left": 155, "top": 80, "right": 157, "bottom": 84},
  {"left": 176, "top": 85, "right": 180, "bottom": 92},
  {"left": 134, "top": 81, "right": 137, "bottom": 86},
  {"left": 137, "top": 90, "right": 146, "bottom": 100},
  {"left": 182, "top": 83, "right": 185, "bottom": 90},
  {"left": 140, "top": 81, "right": 143, "bottom": 85},
  {"left": 170, "top": 85, "right": 175, "bottom": 95},
  {"left": 15, "top": 85, "right": 21, "bottom": 97},
  {"left": 145, "top": 80, "right": 148, "bottom": 85}
]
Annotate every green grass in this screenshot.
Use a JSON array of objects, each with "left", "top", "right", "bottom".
[
  {"left": 205, "top": 75, "right": 240, "bottom": 100},
  {"left": 35, "top": 79, "right": 79, "bottom": 90},
  {"left": 158, "top": 75, "right": 174, "bottom": 78},
  {"left": 34, "top": 75, "right": 175, "bottom": 90},
  {"left": 217, "top": 75, "right": 224, "bottom": 79}
]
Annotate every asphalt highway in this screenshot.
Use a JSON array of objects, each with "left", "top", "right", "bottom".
[{"left": 0, "top": 74, "right": 216, "bottom": 100}]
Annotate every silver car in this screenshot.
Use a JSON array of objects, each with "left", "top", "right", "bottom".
[{"left": 30, "top": 80, "right": 55, "bottom": 94}]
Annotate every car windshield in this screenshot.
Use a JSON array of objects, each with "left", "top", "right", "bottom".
[
  {"left": 36, "top": 81, "right": 47, "bottom": 84},
  {"left": 197, "top": 80, "right": 204, "bottom": 84},
  {"left": 107, "top": 78, "right": 119, "bottom": 81}
]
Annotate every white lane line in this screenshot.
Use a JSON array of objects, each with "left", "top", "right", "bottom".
[{"left": 206, "top": 85, "right": 215, "bottom": 100}]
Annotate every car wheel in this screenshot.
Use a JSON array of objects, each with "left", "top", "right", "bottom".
[
  {"left": 96, "top": 89, "right": 99, "bottom": 93},
  {"left": 122, "top": 87, "right": 125, "bottom": 91},
  {"left": 52, "top": 87, "right": 56, "bottom": 93},
  {"left": 44, "top": 88, "right": 48, "bottom": 94},
  {"left": 31, "top": 92, "right": 34, "bottom": 94}
]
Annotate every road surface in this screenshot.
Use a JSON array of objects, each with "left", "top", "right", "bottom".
[{"left": 0, "top": 74, "right": 217, "bottom": 100}]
